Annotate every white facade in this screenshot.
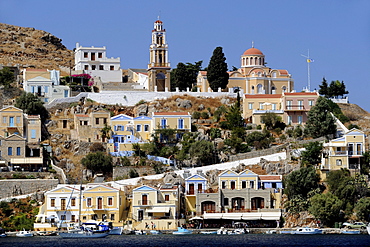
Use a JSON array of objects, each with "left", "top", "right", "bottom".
[
  {"left": 24, "top": 76, "right": 70, "bottom": 103},
  {"left": 74, "top": 43, "right": 122, "bottom": 83}
]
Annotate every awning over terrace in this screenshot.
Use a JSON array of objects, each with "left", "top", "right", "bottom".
[
  {"left": 146, "top": 207, "right": 171, "bottom": 213},
  {"left": 203, "top": 211, "right": 281, "bottom": 221}
]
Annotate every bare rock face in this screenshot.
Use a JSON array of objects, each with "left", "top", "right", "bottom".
[
  {"left": 206, "top": 169, "right": 219, "bottom": 186},
  {"left": 0, "top": 23, "right": 73, "bottom": 69},
  {"left": 177, "top": 99, "right": 192, "bottom": 109},
  {"left": 163, "top": 172, "right": 184, "bottom": 185}
]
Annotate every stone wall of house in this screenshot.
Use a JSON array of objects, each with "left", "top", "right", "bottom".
[{"left": 0, "top": 178, "right": 59, "bottom": 199}]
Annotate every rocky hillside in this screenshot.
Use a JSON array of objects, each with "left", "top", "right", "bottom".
[{"left": 0, "top": 23, "right": 73, "bottom": 69}]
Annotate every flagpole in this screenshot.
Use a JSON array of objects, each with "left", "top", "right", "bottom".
[{"left": 301, "top": 50, "right": 313, "bottom": 91}]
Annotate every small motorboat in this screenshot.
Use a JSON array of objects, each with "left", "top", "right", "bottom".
[
  {"left": 135, "top": 230, "right": 147, "bottom": 235},
  {"left": 367, "top": 223, "right": 370, "bottom": 235},
  {"left": 0, "top": 233, "right": 7, "bottom": 238},
  {"left": 291, "top": 227, "right": 323, "bottom": 235},
  {"left": 16, "top": 229, "right": 33, "bottom": 237},
  {"left": 265, "top": 230, "right": 277, "bottom": 234},
  {"left": 109, "top": 227, "right": 123, "bottom": 235},
  {"left": 200, "top": 230, "right": 217, "bottom": 234},
  {"left": 36, "top": 231, "right": 58, "bottom": 236},
  {"left": 173, "top": 227, "right": 192, "bottom": 235},
  {"left": 228, "top": 228, "right": 248, "bottom": 235},
  {"left": 217, "top": 227, "right": 228, "bottom": 235},
  {"left": 150, "top": 230, "right": 162, "bottom": 235},
  {"left": 341, "top": 229, "right": 361, "bottom": 234}
]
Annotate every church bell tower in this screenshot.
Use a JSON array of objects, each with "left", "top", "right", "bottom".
[{"left": 148, "top": 19, "right": 171, "bottom": 92}]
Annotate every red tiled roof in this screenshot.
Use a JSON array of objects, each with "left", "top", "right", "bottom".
[
  {"left": 25, "top": 69, "right": 48, "bottom": 71},
  {"left": 278, "top": 70, "right": 288, "bottom": 75},
  {"left": 155, "top": 20, "right": 163, "bottom": 23},
  {"left": 284, "top": 92, "right": 318, "bottom": 96},
  {"left": 259, "top": 175, "right": 282, "bottom": 181},
  {"left": 199, "top": 71, "right": 207, "bottom": 76},
  {"left": 245, "top": 94, "right": 282, "bottom": 98},
  {"left": 243, "top": 47, "right": 263, "bottom": 56},
  {"left": 75, "top": 114, "right": 89, "bottom": 117},
  {"left": 153, "top": 112, "right": 190, "bottom": 116}
]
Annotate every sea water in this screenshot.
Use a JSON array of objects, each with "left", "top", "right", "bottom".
[{"left": 1, "top": 234, "right": 369, "bottom": 247}]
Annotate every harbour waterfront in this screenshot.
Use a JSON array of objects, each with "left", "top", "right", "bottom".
[{"left": 1, "top": 234, "right": 369, "bottom": 247}]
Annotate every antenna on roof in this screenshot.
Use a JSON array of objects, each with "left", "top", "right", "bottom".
[
  {"left": 301, "top": 49, "right": 314, "bottom": 91},
  {"left": 158, "top": 10, "right": 161, "bottom": 20},
  {"left": 252, "top": 41, "right": 254, "bottom": 48}
]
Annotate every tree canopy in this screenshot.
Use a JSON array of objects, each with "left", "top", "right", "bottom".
[
  {"left": 15, "top": 92, "right": 50, "bottom": 123},
  {"left": 81, "top": 151, "right": 113, "bottom": 175},
  {"left": 171, "top": 61, "right": 202, "bottom": 91},
  {"left": 308, "top": 192, "right": 343, "bottom": 227},
  {"left": 0, "top": 67, "right": 14, "bottom": 89},
  {"left": 318, "top": 78, "right": 348, "bottom": 99},
  {"left": 304, "top": 96, "right": 336, "bottom": 139},
  {"left": 301, "top": 141, "right": 323, "bottom": 166},
  {"left": 284, "top": 166, "right": 320, "bottom": 200},
  {"left": 261, "top": 112, "right": 285, "bottom": 130},
  {"left": 207, "top": 47, "right": 229, "bottom": 92}
]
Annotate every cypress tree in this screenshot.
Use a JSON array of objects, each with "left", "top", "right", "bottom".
[{"left": 207, "top": 47, "right": 229, "bottom": 92}]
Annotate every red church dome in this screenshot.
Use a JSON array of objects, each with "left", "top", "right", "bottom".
[{"left": 243, "top": 47, "right": 263, "bottom": 56}]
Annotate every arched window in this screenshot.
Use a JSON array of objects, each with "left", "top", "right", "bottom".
[
  {"left": 282, "top": 86, "right": 286, "bottom": 92},
  {"left": 272, "top": 72, "right": 277, "bottom": 78},
  {"left": 257, "top": 84, "right": 263, "bottom": 94}
]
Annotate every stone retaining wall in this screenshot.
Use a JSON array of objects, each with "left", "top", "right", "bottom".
[{"left": 0, "top": 179, "right": 59, "bottom": 199}]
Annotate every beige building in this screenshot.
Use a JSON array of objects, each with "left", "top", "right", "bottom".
[
  {"left": 197, "top": 45, "right": 294, "bottom": 94},
  {"left": 0, "top": 106, "right": 43, "bottom": 171},
  {"left": 320, "top": 128, "right": 366, "bottom": 180},
  {"left": 73, "top": 110, "right": 111, "bottom": 142},
  {"left": 131, "top": 184, "right": 183, "bottom": 230}
]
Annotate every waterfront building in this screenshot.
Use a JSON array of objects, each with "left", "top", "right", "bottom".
[
  {"left": 184, "top": 170, "right": 208, "bottom": 215},
  {"left": 193, "top": 169, "right": 282, "bottom": 223},
  {"left": 130, "top": 184, "right": 183, "bottom": 230},
  {"left": 34, "top": 184, "right": 127, "bottom": 231}
]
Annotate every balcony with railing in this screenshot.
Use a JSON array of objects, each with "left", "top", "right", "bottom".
[
  {"left": 137, "top": 200, "right": 153, "bottom": 206},
  {"left": 284, "top": 105, "right": 307, "bottom": 111}
]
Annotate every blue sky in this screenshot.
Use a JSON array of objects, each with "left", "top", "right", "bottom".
[{"left": 1, "top": 0, "right": 370, "bottom": 112}]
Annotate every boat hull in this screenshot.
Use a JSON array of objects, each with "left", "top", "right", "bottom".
[
  {"left": 59, "top": 232, "right": 108, "bottom": 238},
  {"left": 291, "top": 228, "right": 323, "bottom": 235}
]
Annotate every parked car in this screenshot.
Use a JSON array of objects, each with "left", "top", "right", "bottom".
[{"left": 342, "top": 222, "right": 366, "bottom": 229}]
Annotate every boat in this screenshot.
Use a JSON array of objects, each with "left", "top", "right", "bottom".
[
  {"left": 341, "top": 229, "right": 361, "bottom": 235},
  {"left": 59, "top": 230, "right": 109, "bottom": 239},
  {"left": 109, "top": 227, "right": 123, "bottom": 235},
  {"left": 172, "top": 227, "right": 192, "bottom": 235},
  {"left": 36, "top": 231, "right": 58, "bottom": 236},
  {"left": 228, "top": 228, "right": 248, "bottom": 235},
  {"left": 217, "top": 227, "right": 228, "bottom": 235},
  {"left": 367, "top": 223, "right": 370, "bottom": 235},
  {"left": 279, "top": 230, "right": 293, "bottom": 234},
  {"left": 135, "top": 230, "right": 147, "bottom": 235},
  {"left": 150, "top": 230, "right": 162, "bottom": 235},
  {"left": 291, "top": 227, "right": 323, "bottom": 234},
  {"left": 16, "top": 229, "right": 33, "bottom": 237},
  {"left": 200, "top": 230, "right": 217, "bottom": 234},
  {"left": 265, "top": 229, "right": 277, "bottom": 234},
  {"left": 0, "top": 233, "right": 7, "bottom": 238}
]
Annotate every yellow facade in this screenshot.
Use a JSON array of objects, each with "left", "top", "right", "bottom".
[
  {"left": 321, "top": 128, "right": 365, "bottom": 174},
  {"left": 81, "top": 184, "right": 126, "bottom": 226},
  {"left": 197, "top": 46, "right": 294, "bottom": 94},
  {"left": 219, "top": 170, "right": 259, "bottom": 190},
  {"left": 0, "top": 106, "right": 24, "bottom": 137},
  {"left": 131, "top": 185, "right": 182, "bottom": 230}
]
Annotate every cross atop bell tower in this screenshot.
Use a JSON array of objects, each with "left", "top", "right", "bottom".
[{"left": 148, "top": 18, "right": 171, "bottom": 92}]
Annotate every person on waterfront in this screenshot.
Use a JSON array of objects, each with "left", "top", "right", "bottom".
[
  {"left": 145, "top": 222, "right": 149, "bottom": 229},
  {"left": 153, "top": 223, "right": 156, "bottom": 229},
  {"left": 151, "top": 221, "right": 154, "bottom": 229}
]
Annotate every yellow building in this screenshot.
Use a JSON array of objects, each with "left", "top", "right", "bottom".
[
  {"left": 131, "top": 184, "right": 183, "bottom": 230},
  {"left": 0, "top": 106, "right": 43, "bottom": 171},
  {"left": 34, "top": 184, "right": 127, "bottom": 231},
  {"left": 184, "top": 170, "right": 208, "bottom": 214},
  {"left": 243, "top": 94, "right": 283, "bottom": 124},
  {"left": 320, "top": 128, "right": 366, "bottom": 180},
  {"left": 73, "top": 109, "right": 111, "bottom": 142},
  {"left": 197, "top": 45, "right": 294, "bottom": 94},
  {"left": 81, "top": 184, "right": 126, "bottom": 226}
]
